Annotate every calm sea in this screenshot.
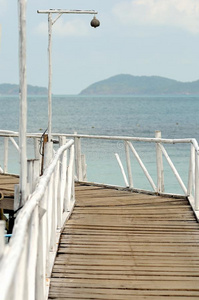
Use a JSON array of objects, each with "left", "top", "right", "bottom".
[{"left": 0, "top": 95, "right": 199, "bottom": 194}]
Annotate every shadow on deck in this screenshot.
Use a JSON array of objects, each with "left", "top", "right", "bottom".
[{"left": 50, "top": 184, "right": 199, "bottom": 299}]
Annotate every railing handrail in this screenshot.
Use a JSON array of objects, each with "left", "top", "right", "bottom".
[
  {"left": 0, "top": 131, "right": 198, "bottom": 150},
  {"left": 51, "top": 132, "right": 198, "bottom": 143},
  {"left": 0, "top": 130, "right": 199, "bottom": 207},
  {"left": 0, "top": 139, "right": 74, "bottom": 299}
]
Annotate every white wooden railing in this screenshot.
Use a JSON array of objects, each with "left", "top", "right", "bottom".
[
  {"left": 0, "top": 139, "right": 75, "bottom": 300},
  {"left": 0, "top": 130, "right": 199, "bottom": 299},
  {"left": 0, "top": 130, "right": 43, "bottom": 174},
  {"left": 0, "top": 130, "right": 199, "bottom": 213},
  {"left": 49, "top": 131, "right": 199, "bottom": 217}
]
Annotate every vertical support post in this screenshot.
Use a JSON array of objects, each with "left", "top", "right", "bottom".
[
  {"left": 18, "top": 0, "right": 27, "bottom": 205},
  {"left": 34, "top": 138, "right": 40, "bottom": 160},
  {"left": 41, "top": 134, "right": 48, "bottom": 175},
  {"left": 66, "top": 145, "right": 75, "bottom": 212},
  {"left": 59, "top": 136, "right": 67, "bottom": 213},
  {"left": 3, "top": 137, "right": 8, "bottom": 173},
  {"left": 55, "top": 162, "right": 61, "bottom": 228},
  {"left": 34, "top": 137, "right": 41, "bottom": 172},
  {"left": 13, "top": 234, "right": 28, "bottom": 300},
  {"left": 74, "top": 133, "right": 82, "bottom": 181},
  {"left": 187, "top": 144, "right": 194, "bottom": 196},
  {"left": 49, "top": 175, "right": 56, "bottom": 252},
  {"left": 43, "top": 141, "right": 53, "bottom": 172},
  {"left": 115, "top": 153, "right": 129, "bottom": 187},
  {"left": 195, "top": 150, "right": 199, "bottom": 210},
  {"left": 36, "top": 193, "right": 47, "bottom": 300},
  {"left": 125, "top": 141, "right": 133, "bottom": 188},
  {"left": 81, "top": 154, "right": 87, "bottom": 181},
  {"left": 27, "top": 207, "right": 39, "bottom": 300},
  {"left": 48, "top": 13, "right": 52, "bottom": 143},
  {"left": 155, "top": 131, "right": 164, "bottom": 193},
  {"left": 0, "top": 220, "right": 5, "bottom": 259},
  {"left": 27, "top": 159, "right": 40, "bottom": 194},
  {"left": 14, "top": 184, "right": 20, "bottom": 212}
]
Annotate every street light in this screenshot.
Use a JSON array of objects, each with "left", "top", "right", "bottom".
[
  {"left": 18, "top": 0, "right": 27, "bottom": 204},
  {"left": 37, "top": 9, "right": 100, "bottom": 149},
  {"left": 91, "top": 16, "right": 100, "bottom": 28}
]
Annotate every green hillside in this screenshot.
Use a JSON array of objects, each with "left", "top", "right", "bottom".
[
  {"left": 80, "top": 74, "right": 199, "bottom": 95},
  {"left": 0, "top": 83, "right": 47, "bottom": 95}
]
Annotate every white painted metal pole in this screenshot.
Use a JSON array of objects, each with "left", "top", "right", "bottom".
[
  {"left": 115, "top": 153, "right": 129, "bottom": 187},
  {"left": 18, "top": 0, "right": 27, "bottom": 204},
  {"left": 9, "top": 137, "right": 20, "bottom": 152},
  {"left": 67, "top": 145, "right": 75, "bottom": 211},
  {"left": 81, "top": 154, "right": 87, "bottom": 181},
  {"left": 127, "top": 141, "right": 157, "bottom": 192},
  {"left": 48, "top": 13, "right": 52, "bottom": 143},
  {"left": 155, "top": 131, "right": 164, "bottom": 193},
  {"left": 3, "top": 137, "right": 8, "bottom": 173},
  {"left": 0, "top": 221, "right": 5, "bottom": 259},
  {"left": 125, "top": 141, "right": 133, "bottom": 188},
  {"left": 195, "top": 151, "right": 199, "bottom": 210},
  {"left": 159, "top": 144, "right": 187, "bottom": 195},
  {"left": 187, "top": 145, "right": 194, "bottom": 196},
  {"left": 37, "top": 9, "right": 98, "bottom": 14}
]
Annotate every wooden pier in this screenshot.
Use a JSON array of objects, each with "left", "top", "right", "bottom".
[{"left": 49, "top": 184, "right": 199, "bottom": 300}]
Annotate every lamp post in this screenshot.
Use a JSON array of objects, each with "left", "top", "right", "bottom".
[
  {"left": 18, "top": 0, "right": 27, "bottom": 204},
  {"left": 37, "top": 9, "right": 100, "bottom": 145}
]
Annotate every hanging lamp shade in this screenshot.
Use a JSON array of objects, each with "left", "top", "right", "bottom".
[{"left": 90, "top": 16, "right": 100, "bottom": 28}]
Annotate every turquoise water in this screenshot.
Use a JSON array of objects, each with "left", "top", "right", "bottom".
[{"left": 0, "top": 95, "right": 199, "bottom": 194}]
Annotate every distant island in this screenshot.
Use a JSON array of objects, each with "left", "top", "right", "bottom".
[
  {"left": 79, "top": 74, "right": 199, "bottom": 95},
  {"left": 0, "top": 83, "right": 47, "bottom": 95}
]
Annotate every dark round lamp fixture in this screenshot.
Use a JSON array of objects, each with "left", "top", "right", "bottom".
[{"left": 90, "top": 16, "right": 100, "bottom": 28}]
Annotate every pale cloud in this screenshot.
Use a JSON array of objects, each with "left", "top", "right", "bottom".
[
  {"left": 113, "top": 0, "right": 199, "bottom": 34},
  {"left": 0, "top": 0, "right": 6, "bottom": 5},
  {"left": 0, "top": 0, "right": 7, "bottom": 14},
  {"left": 36, "top": 19, "right": 90, "bottom": 37}
]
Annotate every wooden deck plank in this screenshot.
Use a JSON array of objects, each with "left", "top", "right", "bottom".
[
  {"left": 48, "top": 183, "right": 199, "bottom": 300},
  {"left": 0, "top": 174, "right": 19, "bottom": 210}
]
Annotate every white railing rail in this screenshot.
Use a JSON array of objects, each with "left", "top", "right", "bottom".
[
  {"left": 0, "top": 139, "right": 75, "bottom": 300},
  {"left": 0, "top": 130, "right": 199, "bottom": 299},
  {"left": 48, "top": 131, "right": 199, "bottom": 215},
  {"left": 0, "top": 130, "right": 42, "bottom": 174},
  {"left": 1, "top": 130, "right": 199, "bottom": 212}
]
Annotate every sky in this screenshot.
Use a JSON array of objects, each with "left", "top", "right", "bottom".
[{"left": 1, "top": 0, "right": 199, "bottom": 94}]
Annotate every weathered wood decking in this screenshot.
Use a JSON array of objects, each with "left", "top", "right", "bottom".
[
  {"left": 48, "top": 184, "right": 199, "bottom": 300},
  {"left": 0, "top": 174, "right": 19, "bottom": 211}
]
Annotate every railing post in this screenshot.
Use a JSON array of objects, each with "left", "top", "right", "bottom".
[
  {"left": 55, "top": 162, "right": 61, "bottom": 228},
  {"left": 0, "top": 221, "right": 5, "bottom": 259},
  {"left": 195, "top": 150, "right": 199, "bottom": 210},
  {"left": 74, "top": 133, "right": 82, "bottom": 181},
  {"left": 27, "top": 159, "right": 40, "bottom": 195},
  {"left": 155, "top": 131, "right": 164, "bottom": 193},
  {"left": 187, "top": 144, "right": 194, "bottom": 196},
  {"left": 34, "top": 137, "right": 41, "bottom": 172},
  {"left": 41, "top": 134, "right": 49, "bottom": 175},
  {"left": 65, "top": 145, "right": 75, "bottom": 212},
  {"left": 49, "top": 175, "right": 56, "bottom": 253},
  {"left": 27, "top": 207, "right": 39, "bottom": 300},
  {"left": 59, "top": 136, "right": 67, "bottom": 217},
  {"left": 3, "top": 137, "right": 8, "bottom": 173},
  {"left": 81, "top": 154, "right": 87, "bottom": 181},
  {"left": 43, "top": 141, "right": 53, "bottom": 172},
  {"left": 14, "top": 184, "right": 21, "bottom": 212},
  {"left": 115, "top": 153, "right": 129, "bottom": 187},
  {"left": 36, "top": 193, "right": 47, "bottom": 300},
  {"left": 125, "top": 141, "right": 133, "bottom": 188}
]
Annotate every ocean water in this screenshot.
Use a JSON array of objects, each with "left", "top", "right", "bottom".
[{"left": 0, "top": 95, "right": 199, "bottom": 195}]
